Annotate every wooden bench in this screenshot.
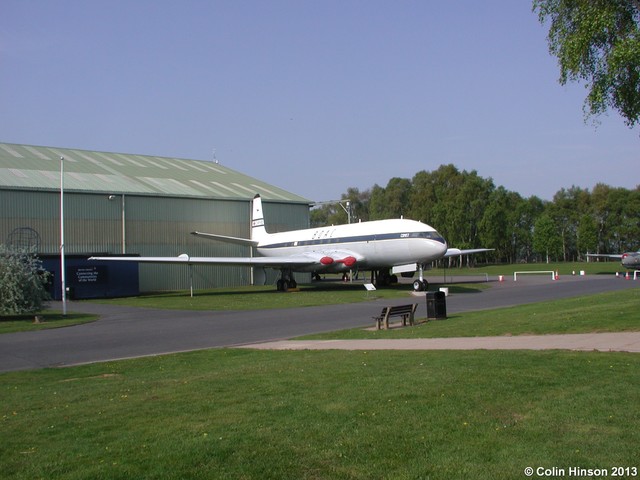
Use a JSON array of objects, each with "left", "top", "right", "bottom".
[{"left": 373, "top": 304, "right": 418, "bottom": 330}]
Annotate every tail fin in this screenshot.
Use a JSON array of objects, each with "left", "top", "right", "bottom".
[
  {"left": 191, "top": 194, "right": 269, "bottom": 246},
  {"left": 251, "top": 194, "right": 269, "bottom": 242}
]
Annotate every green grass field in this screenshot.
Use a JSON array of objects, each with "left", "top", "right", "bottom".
[
  {"left": 300, "top": 288, "right": 640, "bottom": 340},
  {"left": 85, "top": 282, "right": 416, "bottom": 310},
  {"left": 1, "top": 280, "right": 639, "bottom": 479},
  {"left": 429, "top": 260, "right": 623, "bottom": 277},
  {"left": 1, "top": 349, "right": 638, "bottom": 480},
  {"left": 0, "top": 312, "right": 97, "bottom": 335},
  {"left": 0, "top": 260, "right": 623, "bottom": 334},
  {"left": 81, "top": 261, "right": 622, "bottom": 312}
]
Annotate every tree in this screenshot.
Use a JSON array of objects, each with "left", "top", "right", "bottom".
[
  {"left": 533, "top": 214, "right": 562, "bottom": 263},
  {"left": 320, "top": 165, "right": 637, "bottom": 266},
  {"left": 590, "top": 183, "right": 640, "bottom": 253},
  {"left": 548, "top": 186, "right": 589, "bottom": 261},
  {"left": 368, "top": 178, "right": 412, "bottom": 220},
  {"left": 0, "top": 246, "right": 50, "bottom": 315},
  {"left": 513, "top": 196, "right": 546, "bottom": 262},
  {"left": 309, "top": 188, "right": 371, "bottom": 228},
  {"left": 342, "top": 187, "right": 371, "bottom": 223},
  {"left": 577, "top": 213, "right": 598, "bottom": 257},
  {"left": 451, "top": 170, "right": 494, "bottom": 250},
  {"left": 309, "top": 206, "right": 329, "bottom": 228},
  {"left": 408, "top": 164, "right": 480, "bottom": 249},
  {"left": 383, "top": 177, "right": 413, "bottom": 219},
  {"left": 367, "top": 184, "right": 388, "bottom": 221},
  {"left": 534, "top": 0, "right": 640, "bottom": 127},
  {"left": 480, "top": 187, "right": 523, "bottom": 263}
]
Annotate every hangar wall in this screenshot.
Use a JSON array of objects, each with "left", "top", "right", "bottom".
[
  {"left": 1, "top": 188, "right": 310, "bottom": 291},
  {"left": 0, "top": 143, "right": 310, "bottom": 291},
  {"left": 0, "top": 142, "right": 311, "bottom": 293}
]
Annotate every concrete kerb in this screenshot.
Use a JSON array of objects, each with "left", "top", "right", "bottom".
[{"left": 238, "top": 332, "right": 640, "bottom": 353}]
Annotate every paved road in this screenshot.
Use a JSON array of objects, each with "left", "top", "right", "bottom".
[{"left": 0, "top": 275, "right": 637, "bottom": 372}]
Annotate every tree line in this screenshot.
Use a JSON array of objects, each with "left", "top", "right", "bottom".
[{"left": 311, "top": 164, "right": 640, "bottom": 264}]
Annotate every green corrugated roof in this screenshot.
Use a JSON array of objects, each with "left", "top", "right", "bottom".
[{"left": 0, "top": 142, "right": 310, "bottom": 203}]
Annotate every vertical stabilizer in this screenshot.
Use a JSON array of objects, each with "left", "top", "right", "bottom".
[{"left": 251, "top": 194, "right": 269, "bottom": 242}]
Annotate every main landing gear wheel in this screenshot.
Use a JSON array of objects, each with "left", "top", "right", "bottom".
[
  {"left": 276, "top": 268, "right": 297, "bottom": 292},
  {"left": 412, "top": 279, "right": 428, "bottom": 292},
  {"left": 277, "top": 278, "right": 298, "bottom": 292},
  {"left": 372, "top": 270, "right": 399, "bottom": 288}
]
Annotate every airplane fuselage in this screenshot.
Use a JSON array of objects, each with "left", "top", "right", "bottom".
[
  {"left": 588, "top": 251, "right": 640, "bottom": 270},
  {"left": 256, "top": 218, "right": 448, "bottom": 273},
  {"left": 89, "top": 194, "right": 491, "bottom": 292},
  {"left": 621, "top": 252, "right": 640, "bottom": 270}
]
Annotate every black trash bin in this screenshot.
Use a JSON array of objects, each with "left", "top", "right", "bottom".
[{"left": 426, "top": 291, "right": 447, "bottom": 320}]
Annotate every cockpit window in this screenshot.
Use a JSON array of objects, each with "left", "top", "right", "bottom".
[{"left": 409, "top": 231, "right": 446, "bottom": 244}]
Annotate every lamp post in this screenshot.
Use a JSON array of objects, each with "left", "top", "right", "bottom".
[
  {"left": 60, "top": 156, "right": 67, "bottom": 316},
  {"left": 341, "top": 200, "right": 351, "bottom": 224},
  {"left": 120, "top": 194, "right": 125, "bottom": 254},
  {"left": 108, "top": 194, "right": 126, "bottom": 253},
  {"left": 311, "top": 199, "right": 352, "bottom": 223}
]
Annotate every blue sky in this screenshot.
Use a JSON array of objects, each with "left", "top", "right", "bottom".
[{"left": 1, "top": 0, "right": 638, "bottom": 203}]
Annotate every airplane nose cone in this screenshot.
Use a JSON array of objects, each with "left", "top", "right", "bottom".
[
  {"left": 432, "top": 231, "right": 448, "bottom": 253},
  {"left": 622, "top": 252, "right": 640, "bottom": 268},
  {"left": 436, "top": 242, "right": 448, "bottom": 257},
  {"left": 417, "top": 231, "right": 447, "bottom": 260}
]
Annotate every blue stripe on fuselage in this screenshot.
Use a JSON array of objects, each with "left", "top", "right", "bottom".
[{"left": 259, "top": 231, "right": 446, "bottom": 249}]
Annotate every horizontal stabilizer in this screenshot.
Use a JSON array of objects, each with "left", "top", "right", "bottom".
[
  {"left": 444, "top": 248, "right": 494, "bottom": 258},
  {"left": 191, "top": 231, "right": 258, "bottom": 247}
]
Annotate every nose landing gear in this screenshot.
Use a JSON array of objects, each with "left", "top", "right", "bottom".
[
  {"left": 412, "top": 264, "right": 428, "bottom": 292},
  {"left": 412, "top": 279, "right": 429, "bottom": 292}
]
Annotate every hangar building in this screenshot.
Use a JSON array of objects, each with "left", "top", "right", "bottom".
[{"left": 0, "top": 142, "right": 311, "bottom": 298}]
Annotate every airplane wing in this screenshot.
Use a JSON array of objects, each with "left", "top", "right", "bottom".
[
  {"left": 586, "top": 253, "right": 623, "bottom": 259},
  {"left": 444, "top": 248, "right": 494, "bottom": 257},
  {"left": 90, "top": 248, "right": 363, "bottom": 271},
  {"left": 190, "top": 231, "right": 258, "bottom": 247},
  {"left": 89, "top": 253, "right": 317, "bottom": 268}
]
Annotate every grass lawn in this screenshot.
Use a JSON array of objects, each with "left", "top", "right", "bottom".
[
  {"left": 2, "top": 263, "right": 637, "bottom": 478},
  {"left": 299, "top": 288, "right": 640, "bottom": 340},
  {"left": 425, "top": 261, "right": 633, "bottom": 283},
  {"left": 427, "top": 260, "right": 623, "bottom": 279},
  {"left": 85, "top": 261, "right": 622, "bottom": 312},
  {"left": 0, "top": 311, "right": 97, "bottom": 334},
  {"left": 1, "top": 348, "right": 638, "bottom": 480},
  {"left": 84, "top": 282, "right": 437, "bottom": 310}
]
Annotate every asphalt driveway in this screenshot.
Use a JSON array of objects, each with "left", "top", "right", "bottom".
[{"left": 0, "top": 274, "right": 637, "bottom": 372}]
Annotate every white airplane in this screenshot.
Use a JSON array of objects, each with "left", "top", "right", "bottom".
[
  {"left": 587, "top": 251, "right": 640, "bottom": 270},
  {"left": 90, "top": 194, "right": 491, "bottom": 291}
]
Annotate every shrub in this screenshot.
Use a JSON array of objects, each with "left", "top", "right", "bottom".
[{"left": 0, "top": 245, "right": 50, "bottom": 315}]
